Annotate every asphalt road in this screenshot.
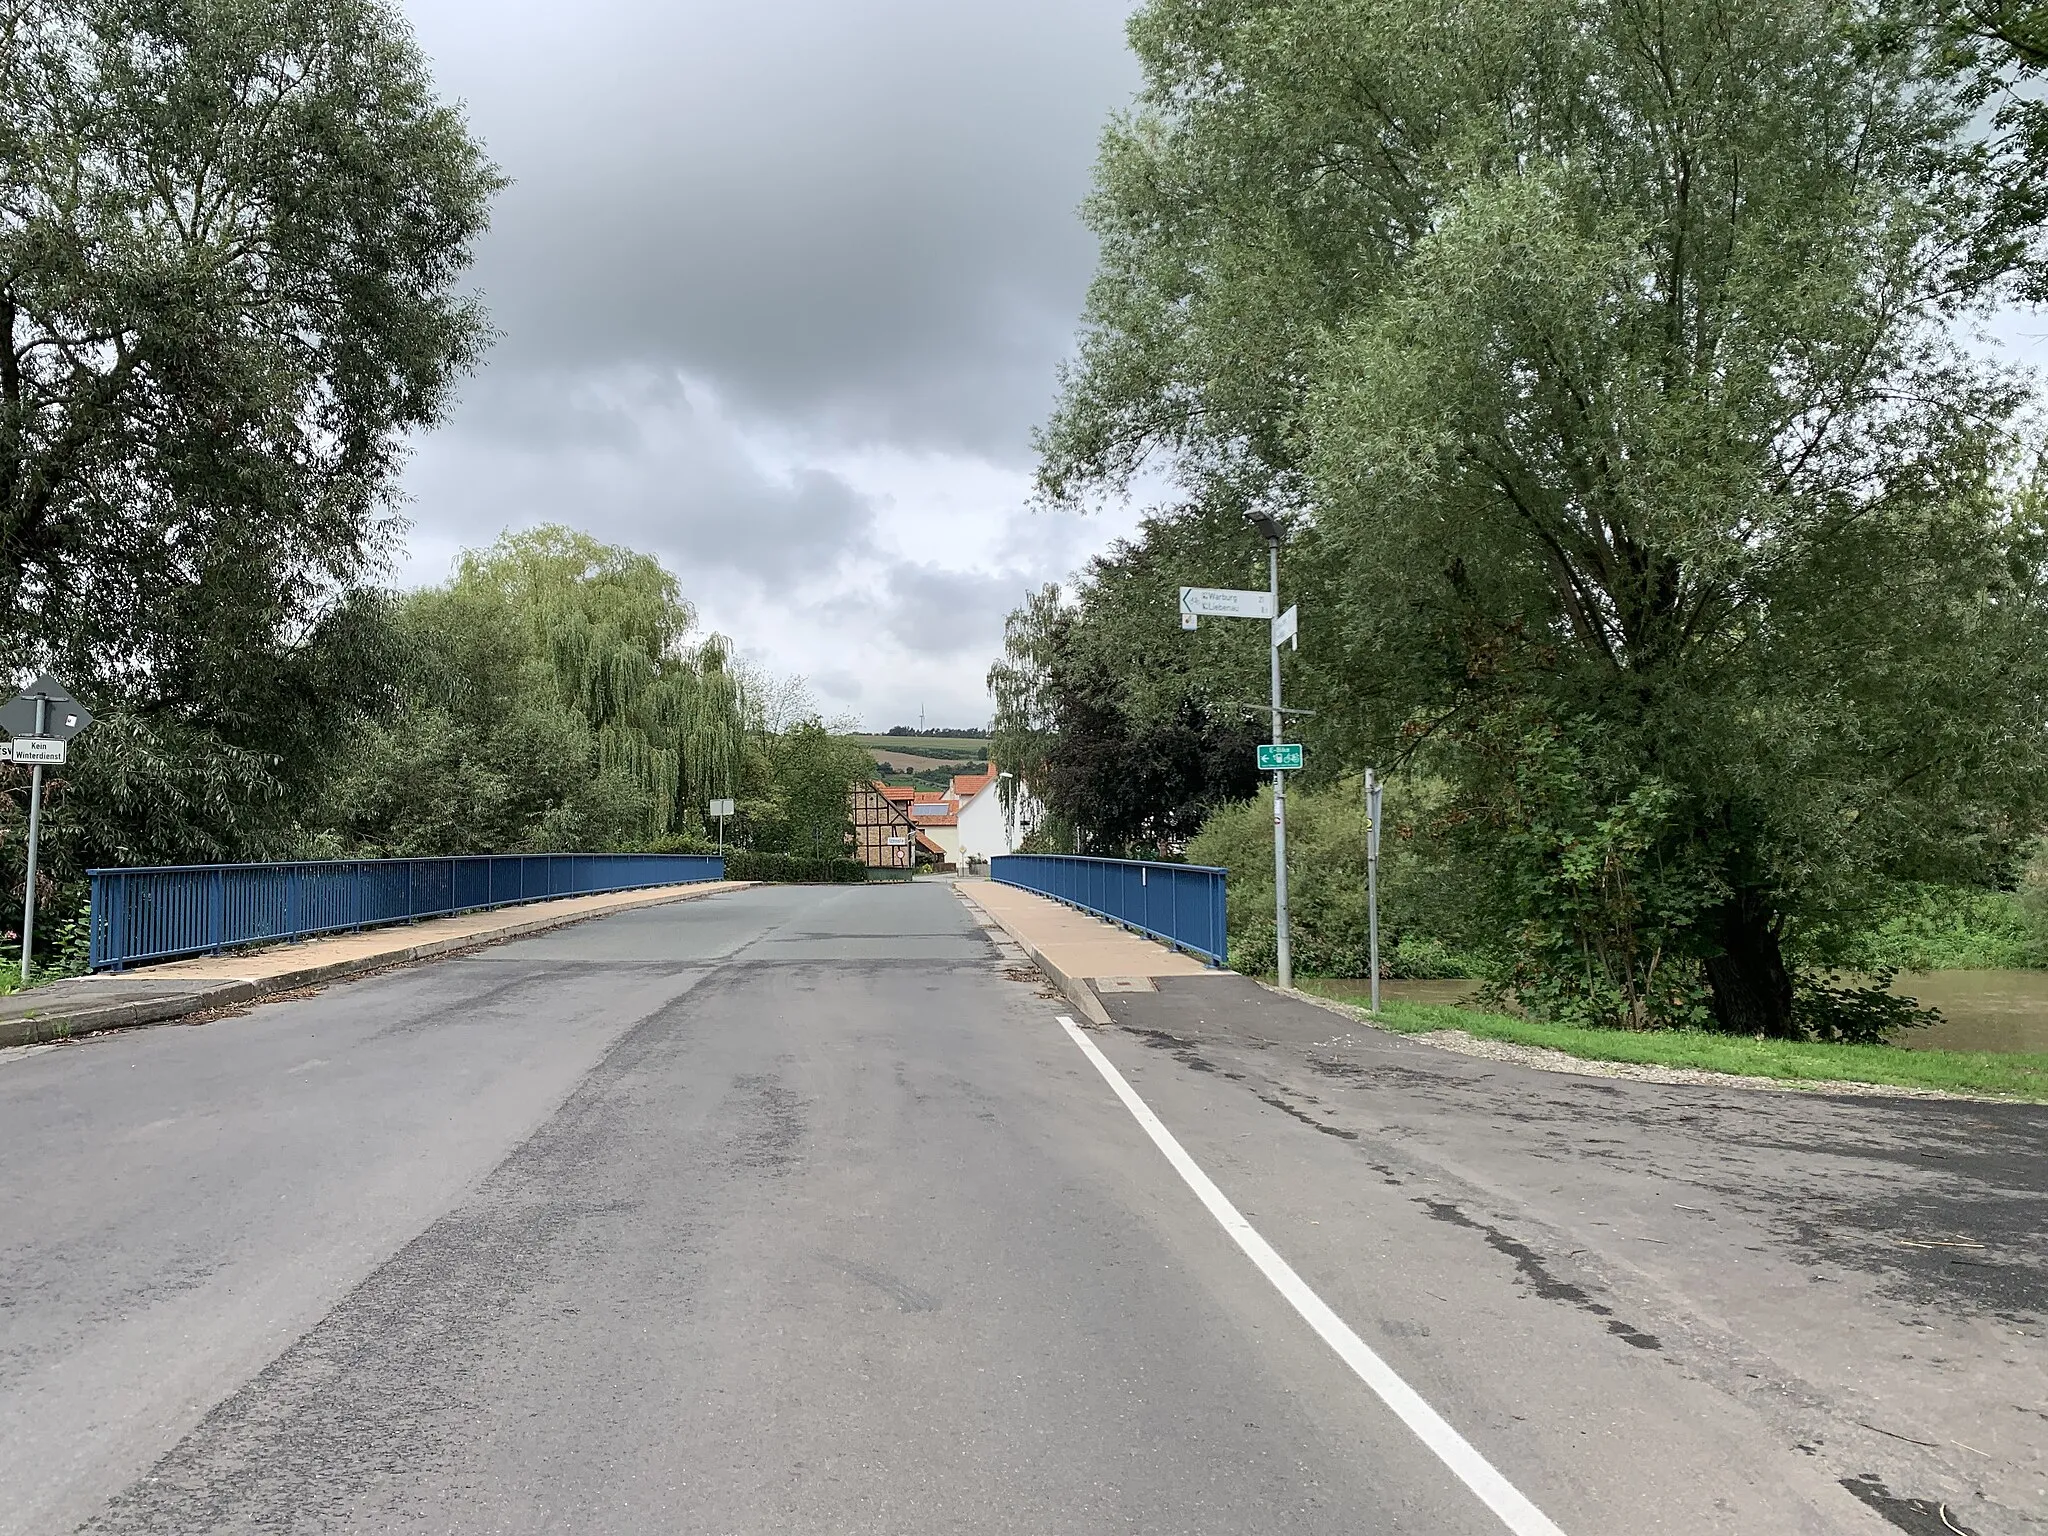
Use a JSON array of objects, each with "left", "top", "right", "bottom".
[{"left": 1, "top": 882, "right": 2037, "bottom": 1534}]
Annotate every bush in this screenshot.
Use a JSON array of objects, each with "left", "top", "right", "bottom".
[
  {"left": 1831, "top": 882, "right": 2048, "bottom": 971},
  {"left": 723, "top": 851, "right": 867, "bottom": 884},
  {"left": 1189, "top": 776, "right": 1481, "bottom": 979}
]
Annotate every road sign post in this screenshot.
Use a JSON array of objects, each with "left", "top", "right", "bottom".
[
  {"left": 1176, "top": 549, "right": 1301, "bottom": 986},
  {"left": 709, "top": 798, "right": 735, "bottom": 855},
  {"left": 3, "top": 674, "right": 93, "bottom": 985},
  {"left": 1365, "top": 768, "right": 1383, "bottom": 1018},
  {"left": 1264, "top": 539, "right": 1292, "bottom": 989}
]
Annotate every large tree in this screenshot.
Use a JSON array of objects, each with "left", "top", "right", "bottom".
[
  {"left": 1037, "top": 0, "right": 2048, "bottom": 1034},
  {"left": 0, "top": 0, "right": 500, "bottom": 866}
]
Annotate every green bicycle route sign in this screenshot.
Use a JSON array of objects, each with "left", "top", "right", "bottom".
[{"left": 1257, "top": 743, "right": 1304, "bottom": 772}]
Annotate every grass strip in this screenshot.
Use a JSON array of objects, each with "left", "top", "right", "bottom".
[{"left": 1294, "top": 983, "right": 2048, "bottom": 1101}]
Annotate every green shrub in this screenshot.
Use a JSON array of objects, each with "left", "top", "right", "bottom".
[
  {"left": 1189, "top": 776, "right": 1482, "bottom": 979},
  {"left": 1830, "top": 882, "right": 2048, "bottom": 971},
  {"left": 723, "top": 851, "right": 867, "bottom": 884}
]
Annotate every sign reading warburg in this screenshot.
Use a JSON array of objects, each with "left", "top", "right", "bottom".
[{"left": 1179, "top": 586, "right": 1276, "bottom": 624}]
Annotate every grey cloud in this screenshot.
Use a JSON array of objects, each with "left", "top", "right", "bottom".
[
  {"left": 872, "top": 564, "right": 1032, "bottom": 659},
  {"left": 401, "top": 369, "right": 879, "bottom": 587},
  {"left": 409, "top": 0, "right": 1139, "bottom": 460}
]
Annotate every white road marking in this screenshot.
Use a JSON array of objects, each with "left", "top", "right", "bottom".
[{"left": 1057, "top": 1015, "right": 1570, "bottom": 1536}]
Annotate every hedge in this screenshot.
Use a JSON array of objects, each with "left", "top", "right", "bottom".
[{"left": 724, "top": 851, "right": 869, "bottom": 884}]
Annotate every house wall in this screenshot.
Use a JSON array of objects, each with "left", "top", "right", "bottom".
[
  {"left": 909, "top": 819, "right": 961, "bottom": 866},
  {"left": 956, "top": 784, "right": 1040, "bottom": 862}
]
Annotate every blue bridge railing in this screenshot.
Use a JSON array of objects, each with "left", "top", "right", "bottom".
[
  {"left": 990, "top": 853, "right": 1228, "bottom": 966},
  {"left": 89, "top": 853, "right": 726, "bottom": 971}
]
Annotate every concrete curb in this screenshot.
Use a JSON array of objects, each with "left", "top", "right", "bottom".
[
  {"left": 0, "top": 881, "right": 752, "bottom": 1051},
  {"left": 954, "top": 884, "right": 1112, "bottom": 1026}
]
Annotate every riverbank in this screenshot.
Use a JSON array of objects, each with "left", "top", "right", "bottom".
[{"left": 1296, "top": 985, "right": 2048, "bottom": 1101}]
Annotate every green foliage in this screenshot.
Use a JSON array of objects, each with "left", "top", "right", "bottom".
[
  {"left": 990, "top": 557, "right": 1262, "bottom": 855},
  {"left": 1451, "top": 713, "right": 1723, "bottom": 1030},
  {"left": 751, "top": 719, "right": 870, "bottom": 856},
  {"left": 1830, "top": 881, "right": 2048, "bottom": 971},
  {"left": 722, "top": 850, "right": 866, "bottom": 884},
  {"left": 1187, "top": 776, "right": 1481, "bottom": 979},
  {"left": 1792, "top": 969, "right": 1941, "bottom": 1045},
  {"left": 312, "top": 527, "right": 746, "bottom": 857},
  {"left": 1032, "top": 0, "right": 2048, "bottom": 1035},
  {"left": 0, "top": 909, "right": 92, "bottom": 993},
  {"left": 450, "top": 527, "right": 745, "bottom": 835}
]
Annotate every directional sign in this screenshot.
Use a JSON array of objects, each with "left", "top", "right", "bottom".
[
  {"left": 1258, "top": 743, "right": 1304, "bottom": 772},
  {"left": 1272, "top": 604, "right": 1298, "bottom": 651},
  {"left": 10, "top": 737, "right": 65, "bottom": 765},
  {"left": 709, "top": 798, "right": 735, "bottom": 819},
  {"left": 1179, "top": 586, "right": 1276, "bottom": 624},
  {"left": 0, "top": 673, "right": 91, "bottom": 741}
]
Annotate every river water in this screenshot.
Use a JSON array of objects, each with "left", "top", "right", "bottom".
[{"left": 1309, "top": 973, "right": 2048, "bottom": 1054}]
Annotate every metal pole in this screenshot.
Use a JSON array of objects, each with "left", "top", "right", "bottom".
[
  {"left": 1269, "top": 537, "right": 1292, "bottom": 991},
  {"left": 1366, "top": 768, "right": 1382, "bottom": 1018},
  {"left": 20, "top": 695, "right": 46, "bottom": 984}
]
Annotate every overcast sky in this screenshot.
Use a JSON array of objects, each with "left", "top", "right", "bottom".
[{"left": 395, "top": 0, "right": 1148, "bottom": 731}]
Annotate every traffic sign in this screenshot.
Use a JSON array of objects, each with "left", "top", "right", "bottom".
[
  {"left": 1272, "top": 604, "right": 1298, "bottom": 651},
  {"left": 1179, "top": 586, "right": 1276, "bottom": 624},
  {"left": 709, "top": 798, "right": 735, "bottom": 819},
  {"left": 10, "top": 737, "right": 65, "bottom": 765},
  {"left": 0, "top": 673, "right": 91, "bottom": 741},
  {"left": 1258, "top": 743, "right": 1304, "bottom": 771}
]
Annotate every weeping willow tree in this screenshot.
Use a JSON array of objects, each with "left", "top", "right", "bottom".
[{"left": 449, "top": 527, "right": 747, "bottom": 839}]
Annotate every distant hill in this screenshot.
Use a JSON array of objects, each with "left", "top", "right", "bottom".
[
  {"left": 854, "top": 733, "right": 989, "bottom": 763},
  {"left": 880, "top": 725, "right": 987, "bottom": 739}
]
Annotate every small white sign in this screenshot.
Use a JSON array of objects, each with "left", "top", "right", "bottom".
[
  {"left": 708, "top": 798, "right": 735, "bottom": 819},
  {"left": 11, "top": 737, "right": 65, "bottom": 765},
  {"left": 1179, "top": 586, "right": 1276, "bottom": 621},
  {"left": 1272, "top": 604, "right": 1299, "bottom": 651},
  {"left": 886, "top": 836, "right": 907, "bottom": 846}
]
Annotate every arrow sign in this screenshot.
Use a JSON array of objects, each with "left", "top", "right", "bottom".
[
  {"left": 1272, "top": 604, "right": 1298, "bottom": 651},
  {"left": 1179, "top": 586, "right": 1276, "bottom": 624},
  {"left": 1258, "top": 743, "right": 1304, "bottom": 771}
]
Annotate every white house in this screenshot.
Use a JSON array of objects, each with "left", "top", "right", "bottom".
[{"left": 952, "top": 761, "right": 1041, "bottom": 864}]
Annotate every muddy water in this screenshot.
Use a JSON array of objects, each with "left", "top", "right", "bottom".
[
  {"left": 1305, "top": 972, "right": 2048, "bottom": 1054},
  {"left": 1888, "top": 970, "right": 2048, "bottom": 1054}
]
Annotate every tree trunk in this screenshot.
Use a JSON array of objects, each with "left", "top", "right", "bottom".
[{"left": 1702, "top": 891, "right": 1795, "bottom": 1037}]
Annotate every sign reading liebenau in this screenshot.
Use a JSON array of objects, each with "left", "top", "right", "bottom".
[{"left": 1179, "top": 586, "right": 1276, "bottom": 625}]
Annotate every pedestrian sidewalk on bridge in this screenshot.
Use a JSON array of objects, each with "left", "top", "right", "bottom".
[
  {"left": 0, "top": 880, "right": 750, "bottom": 1051},
  {"left": 955, "top": 876, "right": 1225, "bottom": 1026}
]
